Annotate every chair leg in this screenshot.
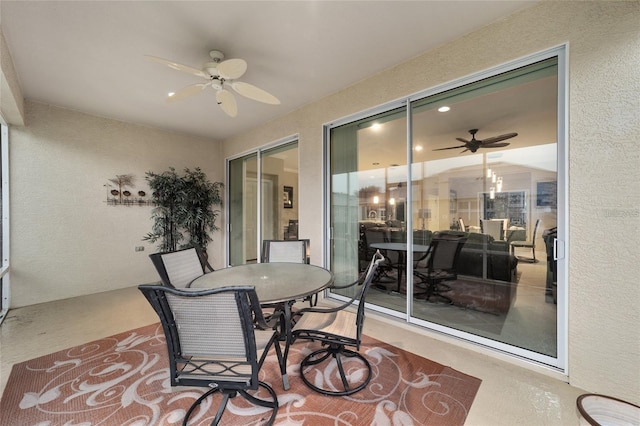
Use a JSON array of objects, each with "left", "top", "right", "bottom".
[
  {"left": 513, "top": 246, "right": 538, "bottom": 263},
  {"left": 299, "top": 344, "right": 372, "bottom": 396},
  {"left": 183, "top": 386, "right": 222, "bottom": 426},
  {"left": 182, "top": 382, "right": 278, "bottom": 426},
  {"left": 211, "top": 392, "right": 232, "bottom": 425},
  {"left": 415, "top": 279, "right": 453, "bottom": 304},
  {"left": 239, "top": 381, "right": 279, "bottom": 425}
]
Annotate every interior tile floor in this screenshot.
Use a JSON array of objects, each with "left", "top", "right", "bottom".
[
  {"left": 1, "top": 285, "right": 587, "bottom": 425},
  {"left": 364, "top": 252, "right": 557, "bottom": 357}
]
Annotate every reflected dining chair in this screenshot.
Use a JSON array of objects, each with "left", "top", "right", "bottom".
[
  {"left": 290, "top": 250, "right": 385, "bottom": 396},
  {"left": 138, "top": 284, "right": 284, "bottom": 426},
  {"left": 149, "top": 246, "right": 214, "bottom": 288},
  {"left": 481, "top": 219, "right": 504, "bottom": 241},
  {"left": 414, "top": 232, "right": 468, "bottom": 304},
  {"left": 510, "top": 219, "right": 541, "bottom": 263}
]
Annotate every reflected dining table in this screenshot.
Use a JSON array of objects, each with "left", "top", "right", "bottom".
[{"left": 190, "top": 262, "right": 334, "bottom": 390}]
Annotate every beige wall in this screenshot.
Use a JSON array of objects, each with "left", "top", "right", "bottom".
[
  {"left": 9, "top": 101, "right": 223, "bottom": 306},
  {"left": 221, "top": 2, "right": 640, "bottom": 404}
]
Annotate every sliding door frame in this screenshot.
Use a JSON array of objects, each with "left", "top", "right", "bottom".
[
  {"left": 1, "top": 124, "right": 10, "bottom": 325},
  {"left": 225, "top": 135, "right": 299, "bottom": 267},
  {"left": 324, "top": 45, "right": 568, "bottom": 373}
]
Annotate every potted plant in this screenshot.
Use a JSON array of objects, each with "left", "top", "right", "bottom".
[
  {"left": 181, "top": 167, "right": 223, "bottom": 254},
  {"left": 144, "top": 167, "right": 223, "bottom": 254}
]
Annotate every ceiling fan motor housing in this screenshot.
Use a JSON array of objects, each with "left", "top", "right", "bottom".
[
  {"left": 203, "top": 51, "right": 225, "bottom": 77},
  {"left": 203, "top": 62, "right": 220, "bottom": 77}
]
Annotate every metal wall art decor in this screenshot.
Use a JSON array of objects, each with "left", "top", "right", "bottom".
[{"left": 105, "top": 174, "right": 153, "bottom": 206}]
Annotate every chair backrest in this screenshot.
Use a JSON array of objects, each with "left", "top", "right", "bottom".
[
  {"left": 364, "top": 227, "right": 388, "bottom": 245},
  {"left": 531, "top": 219, "right": 541, "bottom": 241},
  {"left": 149, "top": 247, "right": 211, "bottom": 288},
  {"left": 481, "top": 219, "right": 503, "bottom": 241},
  {"left": 413, "top": 229, "right": 432, "bottom": 246},
  {"left": 261, "top": 239, "right": 309, "bottom": 263},
  {"left": 138, "top": 284, "right": 262, "bottom": 390},
  {"left": 355, "top": 250, "right": 385, "bottom": 345},
  {"left": 284, "top": 220, "right": 299, "bottom": 240},
  {"left": 428, "top": 232, "right": 468, "bottom": 273}
]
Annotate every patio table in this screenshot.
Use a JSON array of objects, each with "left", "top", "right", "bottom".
[{"left": 190, "top": 262, "right": 334, "bottom": 390}]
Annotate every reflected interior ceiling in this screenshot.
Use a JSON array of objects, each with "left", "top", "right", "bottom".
[{"left": 358, "top": 75, "right": 558, "bottom": 172}]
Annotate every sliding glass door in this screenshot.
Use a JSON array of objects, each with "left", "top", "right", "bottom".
[
  {"left": 408, "top": 57, "right": 560, "bottom": 362},
  {"left": 327, "top": 49, "right": 565, "bottom": 368},
  {"left": 228, "top": 140, "right": 299, "bottom": 266}
]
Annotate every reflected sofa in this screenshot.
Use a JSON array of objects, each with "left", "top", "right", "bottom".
[{"left": 359, "top": 222, "right": 518, "bottom": 283}]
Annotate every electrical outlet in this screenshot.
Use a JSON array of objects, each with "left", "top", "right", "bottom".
[{"left": 135, "top": 246, "right": 145, "bottom": 252}]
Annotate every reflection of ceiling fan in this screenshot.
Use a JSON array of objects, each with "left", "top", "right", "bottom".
[
  {"left": 434, "top": 129, "right": 518, "bottom": 153},
  {"left": 145, "top": 50, "right": 280, "bottom": 118}
]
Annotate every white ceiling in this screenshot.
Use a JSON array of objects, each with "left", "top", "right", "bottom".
[{"left": 0, "top": 1, "right": 537, "bottom": 142}]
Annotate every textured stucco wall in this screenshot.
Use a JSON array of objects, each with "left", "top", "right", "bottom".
[
  {"left": 10, "top": 101, "right": 222, "bottom": 307},
  {"left": 222, "top": 1, "right": 640, "bottom": 404},
  {"left": 0, "top": 26, "right": 25, "bottom": 125}
]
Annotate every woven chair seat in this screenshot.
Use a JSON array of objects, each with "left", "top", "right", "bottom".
[{"left": 293, "top": 310, "right": 357, "bottom": 342}]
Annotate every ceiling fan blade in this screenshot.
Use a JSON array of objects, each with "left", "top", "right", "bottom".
[
  {"left": 230, "top": 81, "right": 280, "bottom": 105},
  {"left": 481, "top": 142, "right": 511, "bottom": 148},
  {"left": 217, "top": 58, "right": 247, "bottom": 80},
  {"left": 145, "top": 55, "right": 207, "bottom": 78},
  {"left": 455, "top": 137, "right": 470, "bottom": 143},
  {"left": 166, "top": 83, "right": 208, "bottom": 103},
  {"left": 433, "top": 145, "right": 467, "bottom": 151},
  {"left": 480, "top": 132, "right": 518, "bottom": 145},
  {"left": 216, "top": 89, "right": 238, "bottom": 117}
]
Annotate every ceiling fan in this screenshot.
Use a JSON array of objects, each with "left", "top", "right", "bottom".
[
  {"left": 434, "top": 129, "right": 518, "bottom": 153},
  {"left": 145, "top": 50, "right": 280, "bottom": 118}
]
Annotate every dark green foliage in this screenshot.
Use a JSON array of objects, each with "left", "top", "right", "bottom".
[{"left": 143, "top": 167, "right": 223, "bottom": 253}]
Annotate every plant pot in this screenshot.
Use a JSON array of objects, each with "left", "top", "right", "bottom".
[{"left": 577, "top": 393, "right": 640, "bottom": 426}]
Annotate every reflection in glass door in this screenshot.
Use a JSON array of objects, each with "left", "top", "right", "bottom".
[
  {"left": 329, "top": 107, "right": 408, "bottom": 310},
  {"left": 227, "top": 141, "right": 299, "bottom": 266},
  {"left": 228, "top": 154, "right": 257, "bottom": 265},
  {"left": 409, "top": 57, "right": 559, "bottom": 360},
  {"left": 327, "top": 52, "right": 564, "bottom": 367}
]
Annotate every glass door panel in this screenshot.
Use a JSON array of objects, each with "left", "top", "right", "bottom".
[
  {"left": 409, "top": 57, "right": 559, "bottom": 358},
  {"left": 228, "top": 154, "right": 257, "bottom": 265},
  {"left": 228, "top": 141, "right": 298, "bottom": 266},
  {"left": 260, "top": 143, "right": 299, "bottom": 245},
  {"left": 329, "top": 108, "right": 408, "bottom": 308}
]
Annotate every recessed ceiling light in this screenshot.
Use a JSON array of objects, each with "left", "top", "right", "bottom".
[
  {"left": 438, "top": 106, "right": 450, "bottom": 112},
  {"left": 414, "top": 145, "right": 423, "bottom": 151},
  {"left": 371, "top": 123, "right": 381, "bottom": 130},
  {"left": 168, "top": 92, "right": 176, "bottom": 97}
]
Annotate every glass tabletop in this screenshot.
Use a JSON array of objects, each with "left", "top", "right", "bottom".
[{"left": 190, "top": 263, "right": 334, "bottom": 304}]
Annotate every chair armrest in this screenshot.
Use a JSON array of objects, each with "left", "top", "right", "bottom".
[
  {"left": 329, "top": 277, "right": 362, "bottom": 290},
  {"left": 254, "top": 310, "right": 282, "bottom": 330},
  {"left": 293, "top": 290, "right": 360, "bottom": 319}
]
